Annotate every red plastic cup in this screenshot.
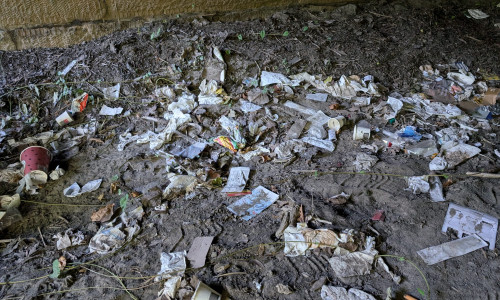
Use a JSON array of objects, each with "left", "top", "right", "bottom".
[{"left": 19, "top": 146, "right": 51, "bottom": 175}]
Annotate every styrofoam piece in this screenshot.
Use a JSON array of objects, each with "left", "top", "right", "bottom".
[
  {"left": 417, "top": 234, "right": 488, "bottom": 265},
  {"left": 442, "top": 203, "right": 498, "bottom": 250}
]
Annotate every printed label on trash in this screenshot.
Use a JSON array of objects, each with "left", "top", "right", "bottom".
[{"left": 227, "top": 186, "right": 279, "bottom": 220}]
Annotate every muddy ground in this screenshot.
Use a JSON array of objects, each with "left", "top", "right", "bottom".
[{"left": 0, "top": 1, "right": 499, "bottom": 299}]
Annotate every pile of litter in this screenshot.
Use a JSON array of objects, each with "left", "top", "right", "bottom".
[{"left": 0, "top": 17, "right": 499, "bottom": 299}]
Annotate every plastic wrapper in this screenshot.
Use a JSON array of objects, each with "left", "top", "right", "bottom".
[
  {"left": 153, "top": 86, "right": 176, "bottom": 99},
  {"left": 321, "top": 286, "right": 376, "bottom": 300},
  {"left": 447, "top": 70, "right": 475, "bottom": 87},
  {"left": 307, "top": 125, "right": 327, "bottom": 139},
  {"left": 283, "top": 101, "right": 317, "bottom": 116},
  {"left": 53, "top": 229, "right": 85, "bottom": 250},
  {"left": 70, "top": 93, "right": 88, "bottom": 113},
  {"left": 406, "top": 176, "right": 430, "bottom": 194},
  {"left": 172, "top": 142, "right": 206, "bottom": 159},
  {"left": 353, "top": 153, "right": 378, "bottom": 172},
  {"left": 158, "top": 276, "right": 181, "bottom": 299},
  {"left": 199, "top": 79, "right": 223, "bottom": 105},
  {"left": 290, "top": 73, "right": 380, "bottom": 99},
  {"left": 284, "top": 223, "right": 340, "bottom": 257},
  {"left": 429, "top": 156, "right": 447, "bottom": 171},
  {"left": 219, "top": 116, "right": 246, "bottom": 147},
  {"left": 405, "top": 139, "right": 438, "bottom": 157},
  {"left": 163, "top": 175, "right": 197, "bottom": 198},
  {"left": 260, "top": 71, "right": 300, "bottom": 86},
  {"left": 156, "top": 251, "right": 187, "bottom": 281},
  {"left": 213, "top": 136, "right": 238, "bottom": 152},
  {"left": 398, "top": 126, "right": 422, "bottom": 141},
  {"left": 227, "top": 186, "right": 279, "bottom": 220},
  {"left": 168, "top": 92, "right": 197, "bottom": 113},
  {"left": 352, "top": 96, "right": 371, "bottom": 106},
  {"left": 102, "top": 83, "right": 120, "bottom": 100},
  {"left": 275, "top": 140, "right": 307, "bottom": 159},
  {"left": 306, "top": 93, "right": 328, "bottom": 102},
  {"left": 302, "top": 137, "right": 335, "bottom": 152},
  {"left": 99, "top": 105, "right": 123, "bottom": 116},
  {"left": 417, "top": 235, "right": 487, "bottom": 265},
  {"left": 239, "top": 100, "right": 262, "bottom": 113},
  {"left": 328, "top": 250, "right": 375, "bottom": 277},
  {"left": 63, "top": 179, "right": 102, "bottom": 197},
  {"left": 307, "top": 110, "right": 331, "bottom": 126},
  {"left": 239, "top": 145, "right": 271, "bottom": 161},
  {"left": 89, "top": 206, "right": 144, "bottom": 254},
  {"left": 429, "top": 176, "right": 445, "bottom": 202},
  {"left": 49, "top": 166, "right": 65, "bottom": 180}
]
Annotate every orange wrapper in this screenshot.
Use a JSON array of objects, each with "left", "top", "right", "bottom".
[{"left": 213, "top": 136, "right": 238, "bottom": 152}]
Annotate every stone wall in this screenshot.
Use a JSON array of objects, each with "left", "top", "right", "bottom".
[{"left": 0, "top": 0, "right": 351, "bottom": 50}]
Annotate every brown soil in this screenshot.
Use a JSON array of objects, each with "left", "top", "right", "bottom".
[{"left": 0, "top": 1, "right": 499, "bottom": 300}]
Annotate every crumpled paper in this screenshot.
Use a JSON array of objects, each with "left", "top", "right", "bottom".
[
  {"left": 163, "top": 174, "right": 198, "bottom": 199},
  {"left": 89, "top": 206, "right": 144, "bottom": 254},
  {"left": 198, "top": 79, "right": 223, "bottom": 105},
  {"left": 168, "top": 93, "right": 197, "bottom": 113},
  {"left": 53, "top": 229, "right": 85, "bottom": 250},
  {"left": 219, "top": 116, "right": 246, "bottom": 148},
  {"left": 156, "top": 251, "right": 187, "bottom": 281},
  {"left": 290, "top": 73, "right": 380, "bottom": 99},
  {"left": 353, "top": 153, "right": 378, "bottom": 172},
  {"left": 284, "top": 223, "right": 342, "bottom": 257},
  {"left": 102, "top": 83, "right": 120, "bottom": 100},
  {"left": 406, "top": 176, "right": 430, "bottom": 194},
  {"left": 221, "top": 167, "right": 250, "bottom": 193}
]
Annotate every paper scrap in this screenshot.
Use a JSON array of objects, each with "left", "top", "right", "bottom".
[
  {"left": 99, "top": 105, "right": 123, "bottom": 116},
  {"left": 187, "top": 236, "right": 214, "bottom": 268},
  {"left": 221, "top": 167, "right": 250, "bottom": 193}
]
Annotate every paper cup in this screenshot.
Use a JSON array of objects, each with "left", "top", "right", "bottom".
[
  {"left": 20, "top": 146, "right": 51, "bottom": 175},
  {"left": 56, "top": 111, "right": 74, "bottom": 126},
  {"left": 328, "top": 116, "right": 346, "bottom": 131},
  {"left": 353, "top": 121, "right": 371, "bottom": 140}
]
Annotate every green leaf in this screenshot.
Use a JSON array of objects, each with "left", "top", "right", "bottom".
[
  {"left": 259, "top": 30, "right": 266, "bottom": 39},
  {"left": 398, "top": 256, "right": 405, "bottom": 261},
  {"left": 283, "top": 31, "right": 289, "bottom": 37},
  {"left": 50, "top": 259, "right": 60, "bottom": 278},
  {"left": 120, "top": 194, "right": 129, "bottom": 211},
  {"left": 302, "top": 26, "right": 309, "bottom": 31},
  {"left": 417, "top": 288, "right": 426, "bottom": 297},
  {"left": 237, "top": 34, "right": 243, "bottom": 41},
  {"left": 110, "top": 174, "right": 119, "bottom": 182}
]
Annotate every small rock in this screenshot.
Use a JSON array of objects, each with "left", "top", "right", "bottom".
[
  {"left": 311, "top": 276, "right": 327, "bottom": 291},
  {"left": 276, "top": 283, "right": 293, "bottom": 295},
  {"left": 214, "top": 263, "right": 230, "bottom": 274}
]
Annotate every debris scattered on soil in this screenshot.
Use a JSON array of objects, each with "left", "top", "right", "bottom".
[{"left": 0, "top": 2, "right": 499, "bottom": 299}]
